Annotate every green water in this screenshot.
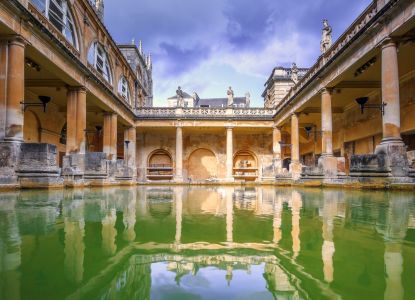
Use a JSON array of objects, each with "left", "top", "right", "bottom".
[{"left": 0, "top": 187, "right": 414, "bottom": 300}]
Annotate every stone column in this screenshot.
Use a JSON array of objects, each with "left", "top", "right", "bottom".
[
  {"left": 4, "top": 36, "right": 25, "bottom": 142},
  {"left": 0, "top": 40, "right": 8, "bottom": 141},
  {"left": 321, "top": 88, "right": 333, "bottom": 156},
  {"left": 124, "top": 127, "right": 136, "bottom": 170},
  {"left": 272, "top": 125, "right": 282, "bottom": 173},
  {"left": 319, "top": 88, "right": 338, "bottom": 177},
  {"left": 226, "top": 127, "right": 234, "bottom": 181},
  {"left": 175, "top": 125, "right": 183, "bottom": 182},
  {"left": 103, "top": 113, "right": 117, "bottom": 161},
  {"left": 375, "top": 38, "right": 408, "bottom": 177},
  {"left": 381, "top": 39, "right": 402, "bottom": 143},
  {"left": 289, "top": 113, "right": 302, "bottom": 179},
  {"left": 66, "top": 87, "right": 86, "bottom": 155}
]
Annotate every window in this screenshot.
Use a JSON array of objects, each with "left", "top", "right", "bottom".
[
  {"left": 88, "top": 42, "right": 112, "bottom": 83},
  {"left": 30, "top": 0, "right": 78, "bottom": 48},
  {"left": 118, "top": 77, "right": 130, "bottom": 103}
]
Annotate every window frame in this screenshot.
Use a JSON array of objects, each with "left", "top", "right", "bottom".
[{"left": 30, "top": 0, "right": 79, "bottom": 49}]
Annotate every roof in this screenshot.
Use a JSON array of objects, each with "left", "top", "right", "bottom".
[
  {"left": 168, "top": 91, "right": 193, "bottom": 99},
  {"left": 197, "top": 97, "right": 247, "bottom": 107}
]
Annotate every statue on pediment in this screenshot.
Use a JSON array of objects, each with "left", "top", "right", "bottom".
[{"left": 321, "top": 19, "right": 332, "bottom": 54}]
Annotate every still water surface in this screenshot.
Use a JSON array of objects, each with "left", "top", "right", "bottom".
[{"left": 0, "top": 186, "right": 414, "bottom": 299}]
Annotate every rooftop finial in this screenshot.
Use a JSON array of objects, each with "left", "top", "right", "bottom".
[
  {"left": 131, "top": 38, "right": 135, "bottom": 45},
  {"left": 139, "top": 40, "right": 143, "bottom": 54}
]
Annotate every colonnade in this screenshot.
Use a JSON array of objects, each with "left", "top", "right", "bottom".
[
  {"left": 273, "top": 37, "right": 409, "bottom": 180},
  {"left": 0, "top": 35, "right": 137, "bottom": 185}
]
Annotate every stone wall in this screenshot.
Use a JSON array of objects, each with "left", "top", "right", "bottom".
[{"left": 137, "top": 130, "right": 273, "bottom": 182}]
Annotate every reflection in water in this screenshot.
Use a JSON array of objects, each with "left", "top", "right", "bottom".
[
  {"left": 0, "top": 193, "right": 21, "bottom": 300},
  {"left": 63, "top": 190, "right": 85, "bottom": 283},
  {"left": 0, "top": 187, "right": 414, "bottom": 299}
]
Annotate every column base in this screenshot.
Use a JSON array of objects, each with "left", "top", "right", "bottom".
[
  {"left": 375, "top": 139, "right": 409, "bottom": 177},
  {"left": 174, "top": 176, "right": 184, "bottom": 183},
  {"left": 289, "top": 161, "right": 302, "bottom": 180},
  {"left": 318, "top": 155, "right": 339, "bottom": 178},
  {"left": 0, "top": 141, "right": 21, "bottom": 186},
  {"left": 17, "top": 143, "right": 63, "bottom": 189}
]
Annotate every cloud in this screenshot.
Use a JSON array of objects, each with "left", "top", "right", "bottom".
[{"left": 105, "top": 0, "right": 373, "bottom": 106}]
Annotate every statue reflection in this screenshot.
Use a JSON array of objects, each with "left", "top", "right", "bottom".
[
  {"left": 63, "top": 190, "right": 85, "bottom": 284},
  {"left": 0, "top": 192, "right": 21, "bottom": 300},
  {"left": 377, "top": 193, "right": 410, "bottom": 300}
]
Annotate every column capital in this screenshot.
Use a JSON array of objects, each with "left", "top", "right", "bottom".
[
  {"left": 7, "top": 35, "right": 28, "bottom": 47},
  {"left": 320, "top": 87, "right": 333, "bottom": 95},
  {"left": 381, "top": 37, "right": 397, "bottom": 50},
  {"left": 226, "top": 126, "right": 234, "bottom": 130},
  {"left": 67, "top": 86, "right": 87, "bottom": 93}
]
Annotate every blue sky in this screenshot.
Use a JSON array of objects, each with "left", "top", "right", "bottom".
[{"left": 105, "top": 0, "right": 372, "bottom": 107}]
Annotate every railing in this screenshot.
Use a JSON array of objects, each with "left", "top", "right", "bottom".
[
  {"left": 136, "top": 107, "right": 276, "bottom": 120},
  {"left": 274, "top": 1, "right": 380, "bottom": 117}
]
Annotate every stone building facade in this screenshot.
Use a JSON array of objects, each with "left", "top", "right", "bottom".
[{"left": 1, "top": 0, "right": 415, "bottom": 189}]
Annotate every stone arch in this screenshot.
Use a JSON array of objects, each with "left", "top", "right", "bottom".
[
  {"left": 233, "top": 150, "right": 258, "bottom": 181},
  {"left": 147, "top": 149, "right": 173, "bottom": 180},
  {"left": 187, "top": 148, "right": 218, "bottom": 181},
  {"left": 23, "top": 110, "right": 41, "bottom": 143}
]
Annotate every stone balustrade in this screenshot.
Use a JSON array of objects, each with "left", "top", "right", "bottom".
[{"left": 136, "top": 107, "right": 276, "bottom": 120}]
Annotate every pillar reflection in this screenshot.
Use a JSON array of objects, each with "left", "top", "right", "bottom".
[
  {"left": 122, "top": 189, "right": 137, "bottom": 243},
  {"left": 273, "top": 193, "right": 283, "bottom": 245},
  {"left": 226, "top": 187, "right": 233, "bottom": 244},
  {"left": 63, "top": 190, "right": 85, "bottom": 283},
  {"left": 321, "top": 190, "right": 338, "bottom": 283},
  {"left": 0, "top": 192, "right": 21, "bottom": 300},
  {"left": 174, "top": 187, "right": 183, "bottom": 245},
  {"left": 380, "top": 193, "right": 410, "bottom": 300},
  {"left": 101, "top": 191, "right": 117, "bottom": 256},
  {"left": 290, "top": 190, "right": 302, "bottom": 259}
]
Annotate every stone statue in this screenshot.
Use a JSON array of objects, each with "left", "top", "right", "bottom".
[
  {"left": 245, "top": 92, "right": 251, "bottom": 108},
  {"left": 320, "top": 19, "right": 332, "bottom": 54},
  {"left": 176, "top": 86, "right": 184, "bottom": 107},
  {"left": 291, "top": 62, "right": 299, "bottom": 83},
  {"left": 227, "top": 86, "right": 234, "bottom": 107}
]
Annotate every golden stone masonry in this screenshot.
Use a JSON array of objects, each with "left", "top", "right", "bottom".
[{"left": 1, "top": 0, "right": 415, "bottom": 189}]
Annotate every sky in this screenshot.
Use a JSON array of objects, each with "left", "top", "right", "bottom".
[{"left": 105, "top": 0, "right": 372, "bottom": 107}]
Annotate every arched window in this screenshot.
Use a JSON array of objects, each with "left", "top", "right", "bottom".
[
  {"left": 30, "top": 0, "right": 78, "bottom": 48},
  {"left": 88, "top": 42, "right": 112, "bottom": 83},
  {"left": 118, "top": 76, "right": 130, "bottom": 103}
]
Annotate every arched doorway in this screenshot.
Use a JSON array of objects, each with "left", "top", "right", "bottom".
[
  {"left": 23, "top": 110, "right": 40, "bottom": 143},
  {"left": 188, "top": 148, "right": 217, "bottom": 181},
  {"left": 233, "top": 150, "right": 258, "bottom": 181},
  {"left": 147, "top": 150, "right": 173, "bottom": 181}
]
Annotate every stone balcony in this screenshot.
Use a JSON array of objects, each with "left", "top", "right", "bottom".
[{"left": 135, "top": 107, "right": 276, "bottom": 121}]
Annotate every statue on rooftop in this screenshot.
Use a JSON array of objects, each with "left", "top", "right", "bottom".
[
  {"left": 227, "top": 86, "right": 234, "bottom": 107},
  {"left": 291, "top": 62, "right": 299, "bottom": 83},
  {"left": 176, "top": 86, "right": 184, "bottom": 107},
  {"left": 321, "top": 19, "right": 332, "bottom": 54}
]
